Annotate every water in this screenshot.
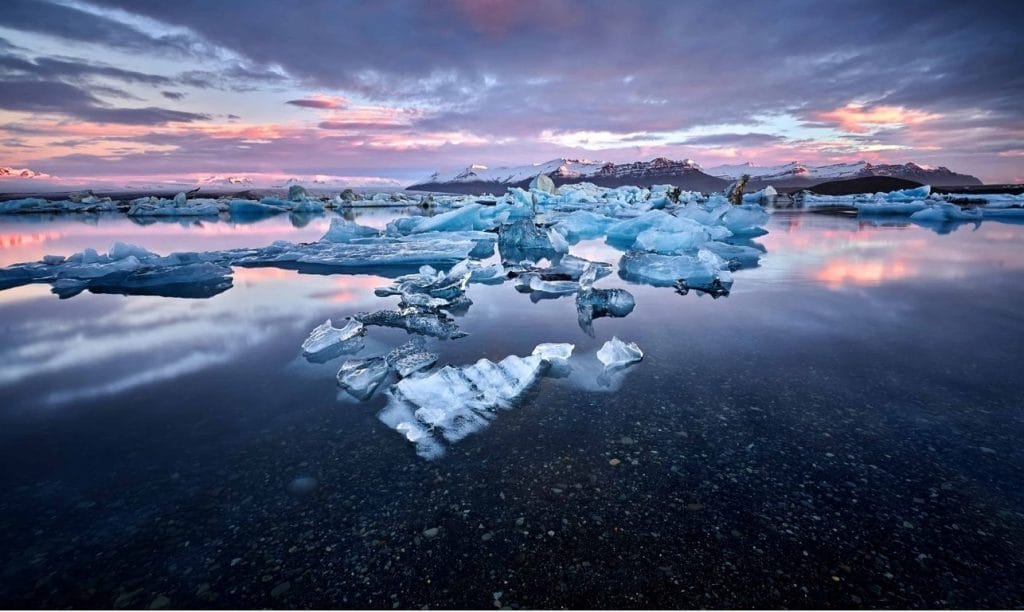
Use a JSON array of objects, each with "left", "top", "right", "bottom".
[{"left": 0, "top": 210, "right": 1022, "bottom": 608}]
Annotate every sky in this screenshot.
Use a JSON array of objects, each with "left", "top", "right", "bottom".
[{"left": 0, "top": 0, "right": 1022, "bottom": 186}]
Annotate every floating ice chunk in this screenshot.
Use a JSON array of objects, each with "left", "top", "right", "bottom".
[
  {"left": 228, "top": 198, "right": 286, "bottom": 217},
  {"left": 232, "top": 237, "right": 479, "bottom": 269},
  {"left": 498, "top": 218, "right": 567, "bottom": 262},
  {"left": 550, "top": 210, "right": 617, "bottom": 241},
  {"left": 336, "top": 357, "right": 390, "bottom": 400},
  {"left": 288, "top": 184, "right": 309, "bottom": 202},
  {"left": 619, "top": 248, "right": 732, "bottom": 290},
  {"left": 884, "top": 185, "right": 931, "bottom": 201},
  {"left": 909, "top": 202, "right": 982, "bottom": 222},
  {"left": 530, "top": 173, "right": 556, "bottom": 194},
  {"left": 532, "top": 343, "right": 574, "bottom": 365},
  {"left": 576, "top": 285, "right": 636, "bottom": 335},
  {"left": 355, "top": 308, "right": 467, "bottom": 339},
  {"left": 721, "top": 204, "right": 769, "bottom": 236},
  {"left": 320, "top": 217, "right": 381, "bottom": 242},
  {"left": 701, "top": 241, "right": 763, "bottom": 270},
  {"left": 448, "top": 259, "right": 506, "bottom": 283},
  {"left": 0, "top": 196, "right": 118, "bottom": 214},
  {"left": 301, "top": 318, "right": 365, "bottom": 363},
  {"left": 385, "top": 338, "right": 439, "bottom": 377},
  {"left": 128, "top": 195, "right": 222, "bottom": 217},
  {"left": 633, "top": 227, "right": 710, "bottom": 254},
  {"left": 597, "top": 337, "right": 643, "bottom": 369},
  {"left": 109, "top": 241, "right": 157, "bottom": 261},
  {"left": 855, "top": 198, "right": 928, "bottom": 215},
  {"left": 386, "top": 352, "right": 545, "bottom": 452},
  {"left": 514, "top": 273, "right": 579, "bottom": 296}
]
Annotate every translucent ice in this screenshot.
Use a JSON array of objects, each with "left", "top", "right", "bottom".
[
  {"left": 382, "top": 351, "right": 546, "bottom": 457},
  {"left": 320, "top": 218, "right": 381, "bottom": 242},
  {"left": 909, "top": 202, "right": 983, "bottom": 222},
  {"left": 385, "top": 338, "right": 439, "bottom": 377},
  {"left": 550, "top": 210, "right": 617, "bottom": 241},
  {"left": 301, "top": 318, "right": 365, "bottom": 363},
  {"left": 355, "top": 308, "right": 467, "bottom": 339},
  {"left": 498, "top": 218, "right": 567, "bottom": 262},
  {"left": 597, "top": 337, "right": 643, "bottom": 369},
  {"left": 531, "top": 343, "right": 574, "bottom": 365},
  {"left": 618, "top": 248, "right": 733, "bottom": 290},
  {"left": 336, "top": 357, "right": 390, "bottom": 400}
]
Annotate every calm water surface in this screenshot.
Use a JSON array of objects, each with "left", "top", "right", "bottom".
[{"left": 0, "top": 209, "right": 1022, "bottom": 608}]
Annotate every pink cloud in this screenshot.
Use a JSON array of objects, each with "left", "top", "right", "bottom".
[{"left": 816, "top": 103, "right": 941, "bottom": 133}]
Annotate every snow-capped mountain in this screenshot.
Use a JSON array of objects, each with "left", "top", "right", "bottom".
[
  {"left": 0, "top": 166, "right": 51, "bottom": 179},
  {"left": 410, "top": 157, "right": 982, "bottom": 194},
  {"left": 705, "top": 161, "right": 981, "bottom": 187},
  {"left": 409, "top": 157, "right": 727, "bottom": 194}
]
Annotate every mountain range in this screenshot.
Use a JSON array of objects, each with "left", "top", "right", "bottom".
[{"left": 408, "top": 158, "right": 982, "bottom": 193}]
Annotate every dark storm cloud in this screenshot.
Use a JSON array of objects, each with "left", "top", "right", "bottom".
[
  {"left": 0, "top": 79, "right": 209, "bottom": 124},
  {"left": 81, "top": 0, "right": 1024, "bottom": 138}
]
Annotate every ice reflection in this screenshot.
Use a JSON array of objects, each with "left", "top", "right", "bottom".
[
  {"left": 0, "top": 266, "right": 387, "bottom": 404},
  {"left": 755, "top": 212, "right": 1024, "bottom": 289}
]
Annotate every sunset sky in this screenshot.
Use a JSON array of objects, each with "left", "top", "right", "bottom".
[{"left": 1, "top": 0, "right": 1022, "bottom": 186}]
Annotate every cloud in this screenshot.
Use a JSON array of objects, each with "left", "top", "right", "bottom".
[
  {"left": 0, "top": 79, "right": 209, "bottom": 124},
  {"left": 672, "top": 133, "right": 787, "bottom": 147},
  {"left": 286, "top": 95, "right": 349, "bottom": 109},
  {"left": 161, "top": 90, "right": 186, "bottom": 100},
  {"left": 814, "top": 104, "right": 942, "bottom": 133}
]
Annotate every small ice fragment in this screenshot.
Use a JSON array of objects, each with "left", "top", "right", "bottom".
[
  {"left": 597, "top": 337, "right": 643, "bottom": 369},
  {"left": 532, "top": 343, "right": 574, "bottom": 365},
  {"left": 385, "top": 338, "right": 439, "bottom": 377},
  {"left": 301, "top": 318, "right": 365, "bottom": 362},
  {"left": 336, "top": 357, "right": 390, "bottom": 400}
]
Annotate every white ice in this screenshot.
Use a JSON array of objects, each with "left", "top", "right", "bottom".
[{"left": 596, "top": 337, "right": 643, "bottom": 369}]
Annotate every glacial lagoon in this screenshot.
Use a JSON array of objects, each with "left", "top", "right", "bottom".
[{"left": 0, "top": 203, "right": 1023, "bottom": 608}]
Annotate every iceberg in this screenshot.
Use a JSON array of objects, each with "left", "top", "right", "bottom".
[
  {"left": 498, "top": 218, "right": 568, "bottom": 263},
  {"left": 301, "top": 318, "right": 365, "bottom": 363},
  {"left": 0, "top": 195, "right": 119, "bottom": 214},
  {"left": 909, "top": 202, "right": 983, "bottom": 222},
  {"left": 320, "top": 217, "right": 381, "bottom": 242},
  {"left": 855, "top": 199, "right": 929, "bottom": 216},
  {"left": 128, "top": 194, "right": 222, "bottom": 217},
  {"left": 597, "top": 337, "right": 643, "bottom": 369},
  {"left": 336, "top": 357, "right": 390, "bottom": 400},
  {"left": 618, "top": 248, "right": 732, "bottom": 290},
  {"left": 721, "top": 204, "right": 770, "bottom": 236},
  {"left": 550, "top": 210, "right": 617, "bottom": 241}
]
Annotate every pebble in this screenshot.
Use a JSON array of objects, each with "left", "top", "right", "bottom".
[
  {"left": 609, "top": 458, "right": 621, "bottom": 466},
  {"left": 149, "top": 595, "right": 170, "bottom": 609},
  {"left": 271, "top": 581, "right": 291, "bottom": 598},
  {"left": 423, "top": 527, "right": 440, "bottom": 538}
]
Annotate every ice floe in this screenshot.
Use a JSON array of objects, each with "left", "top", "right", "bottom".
[
  {"left": 597, "top": 337, "right": 644, "bottom": 369},
  {"left": 379, "top": 349, "right": 547, "bottom": 458}
]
